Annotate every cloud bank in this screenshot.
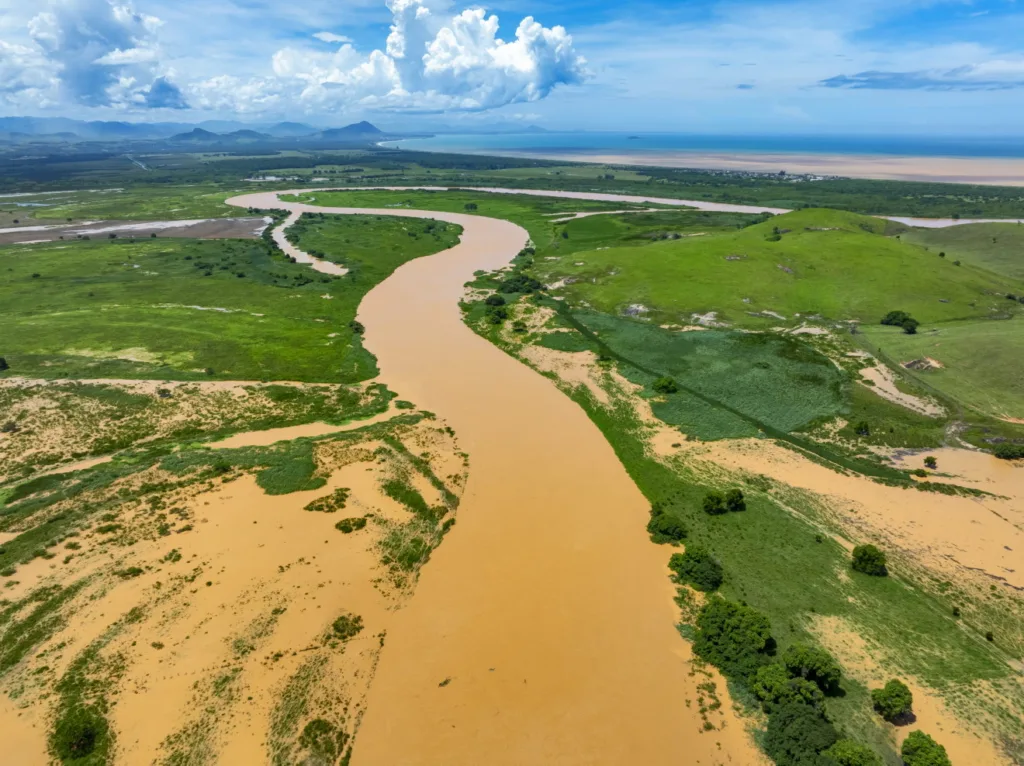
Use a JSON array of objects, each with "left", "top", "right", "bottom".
[
  {"left": 193, "top": 0, "right": 588, "bottom": 114},
  {"left": 821, "top": 62, "right": 1024, "bottom": 91},
  {"left": 0, "top": 0, "right": 586, "bottom": 116},
  {"left": 26, "top": 0, "right": 187, "bottom": 109}
]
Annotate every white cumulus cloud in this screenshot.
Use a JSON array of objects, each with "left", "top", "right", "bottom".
[
  {"left": 313, "top": 32, "right": 353, "bottom": 44},
  {"left": 25, "top": 0, "right": 186, "bottom": 109},
  {"left": 194, "top": 0, "right": 588, "bottom": 114}
]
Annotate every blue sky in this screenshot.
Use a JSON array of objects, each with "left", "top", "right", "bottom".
[{"left": 1, "top": 0, "right": 1023, "bottom": 134}]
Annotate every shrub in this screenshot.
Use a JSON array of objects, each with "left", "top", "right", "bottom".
[
  {"left": 335, "top": 517, "right": 367, "bottom": 534},
  {"left": 693, "top": 597, "right": 773, "bottom": 680},
  {"left": 854, "top": 420, "right": 871, "bottom": 436},
  {"left": 763, "top": 702, "right": 839, "bottom": 766},
  {"left": 752, "top": 663, "right": 824, "bottom": 712},
  {"left": 464, "top": 203, "right": 478, "bottom": 211},
  {"left": 485, "top": 294, "right": 506, "bottom": 307},
  {"left": 923, "top": 456, "right": 937, "bottom": 470},
  {"left": 823, "top": 739, "right": 883, "bottom": 766},
  {"left": 871, "top": 679, "right": 913, "bottom": 722},
  {"left": 725, "top": 488, "right": 746, "bottom": 512},
  {"left": 668, "top": 545, "right": 724, "bottom": 592},
  {"left": 652, "top": 376, "right": 678, "bottom": 394},
  {"left": 332, "top": 613, "right": 364, "bottom": 641},
  {"left": 782, "top": 644, "right": 842, "bottom": 694},
  {"left": 51, "top": 704, "right": 107, "bottom": 761},
  {"left": 994, "top": 443, "right": 1024, "bottom": 460},
  {"left": 349, "top": 320, "right": 365, "bottom": 335},
  {"left": 702, "top": 492, "right": 727, "bottom": 516},
  {"left": 0, "top": 356, "right": 8, "bottom": 371},
  {"left": 901, "top": 318, "right": 920, "bottom": 335},
  {"left": 305, "top": 488, "right": 351, "bottom": 513},
  {"left": 852, "top": 544, "right": 887, "bottom": 576},
  {"left": 646, "top": 504, "right": 687, "bottom": 544},
  {"left": 901, "top": 731, "right": 951, "bottom": 766}
]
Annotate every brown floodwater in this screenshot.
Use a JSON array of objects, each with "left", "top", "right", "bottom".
[{"left": 227, "top": 191, "right": 764, "bottom": 764}]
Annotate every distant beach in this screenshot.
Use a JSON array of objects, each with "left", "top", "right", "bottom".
[{"left": 388, "top": 133, "right": 1024, "bottom": 185}]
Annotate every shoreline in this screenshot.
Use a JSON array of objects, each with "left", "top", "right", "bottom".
[{"left": 386, "top": 142, "right": 1024, "bottom": 185}]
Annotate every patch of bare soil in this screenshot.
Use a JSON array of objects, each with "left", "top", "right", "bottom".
[
  {"left": 859, "top": 363, "right": 944, "bottom": 417},
  {"left": 0, "top": 418, "right": 467, "bottom": 765},
  {"left": 0, "top": 217, "right": 269, "bottom": 245}
]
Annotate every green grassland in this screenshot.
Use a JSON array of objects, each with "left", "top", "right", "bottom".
[
  {"left": 36, "top": 185, "right": 243, "bottom": 221},
  {"left": 571, "top": 311, "right": 845, "bottom": 439},
  {"left": 284, "top": 188, "right": 658, "bottom": 253},
  {"left": 901, "top": 222, "right": 1024, "bottom": 281},
  {"left": 862, "top": 319, "right": 1024, "bottom": 419},
  {"left": 286, "top": 212, "right": 460, "bottom": 270},
  {"left": 0, "top": 215, "right": 459, "bottom": 382},
  {"left": 536, "top": 208, "right": 1024, "bottom": 330}
]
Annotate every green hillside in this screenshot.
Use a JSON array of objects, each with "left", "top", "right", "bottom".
[
  {"left": 538, "top": 208, "right": 1023, "bottom": 329},
  {"left": 901, "top": 222, "right": 1024, "bottom": 281}
]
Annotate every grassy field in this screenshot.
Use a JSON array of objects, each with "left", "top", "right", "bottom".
[
  {"left": 286, "top": 212, "right": 460, "bottom": 270},
  {"left": 285, "top": 188, "right": 657, "bottom": 254},
  {"left": 0, "top": 214, "right": 459, "bottom": 383},
  {"left": 571, "top": 312, "right": 845, "bottom": 439},
  {"left": 902, "top": 222, "right": 1024, "bottom": 281},
  {"left": 861, "top": 319, "right": 1024, "bottom": 419},
  {"left": 535, "top": 208, "right": 1024, "bottom": 330}
]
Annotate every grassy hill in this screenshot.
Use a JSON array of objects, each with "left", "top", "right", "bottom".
[
  {"left": 539, "top": 208, "right": 1023, "bottom": 329},
  {"left": 901, "top": 222, "right": 1024, "bottom": 281}
]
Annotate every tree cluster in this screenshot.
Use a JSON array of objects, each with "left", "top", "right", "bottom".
[
  {"left": 668, "top": 544, "right": 723, "bottom": 592},
  {"left": 851, "top": 544, "right": 888, "bottom": 577},
  {"left": 703, "top": 489, "right": 746, "bottom": 515},
  {"left": 881, "top": 310, "right": 920, "bottom": 335}
]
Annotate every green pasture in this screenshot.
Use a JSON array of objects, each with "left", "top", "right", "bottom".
[
  {"left": 862, "top": 319, "right": 1024, "bottom": 420},
  {"left": 0, "top": 214, "right": 459, "bottom": 382},
  {"left": 901, "top": 222, "right": 1024, "bottom": 281},
  {"left": 537, "top": 208, "right": 1023, "bottom": 329}
]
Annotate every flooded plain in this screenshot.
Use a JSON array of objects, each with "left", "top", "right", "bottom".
[{"left": 228, "top": 191, "right": 765, "bottom": 764}]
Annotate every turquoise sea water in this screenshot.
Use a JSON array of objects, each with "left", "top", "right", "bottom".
[{"left": 389, "top": 132, "right": 1024, "bottom": 159}]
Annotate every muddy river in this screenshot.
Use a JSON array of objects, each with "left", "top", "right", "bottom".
[{"left": 227, "top": 190, "right": 764, "bottom": 764}]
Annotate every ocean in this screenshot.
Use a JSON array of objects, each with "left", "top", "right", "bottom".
[{"left": 388, "top": 132, "right": 1024, "bottom": 160}]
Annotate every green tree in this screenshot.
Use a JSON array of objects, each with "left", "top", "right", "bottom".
[
  {"left": 752, "top": 663, "right": 824, "bottom": 713},
  {"left": 485, "top": 294, "right": 506, "bottom": 307},
  {"left": 0, "top": 357, "right": 8, "bottom": 371},
  {"left": 901, "top": 731, "right": 951, "bottom": 766},
  {"left": 824, "top": 739, "right": 883, "bottom": 766},
  {"left": 646, "top": 505, "right": 687, "bottom": 544},
  {"left": 652, "top": 376, "right": 678, "bottom": 394},
  {"left": 725, "top": 488, "right": 746, "bottom": 512},
  {"left": 703, "top": 492, "right": 727, "bottom": 516},
  {"left": 881, "top": 310, "right": 911, "bottom": 327},
  {"left": 764, "top": 702, "right": 839, "bottom": 766},
  {"left": 923, "top": 456, "right": 937, "bottom": 470},
  {"left": 693, "top": 597, "right": 773, "bottom": 680},
  {"left": 851, "top": 544, "right": 888, "bottom": 576},
  {"left": 871, "top": 679, "right": 913, "bottom": 722},
  {"left": 668, "top": 544, "right": 723, "bottom": 592},
  {"left": 782, "top": 644, "right": 842, "bottom": 694},
  {"left": 901, "top": 318, "right": 920, "bottom": 335}
]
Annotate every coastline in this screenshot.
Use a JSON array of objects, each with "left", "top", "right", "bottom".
[{"left": 386, "top": 141, "right": 1024, "bottom": 185}]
